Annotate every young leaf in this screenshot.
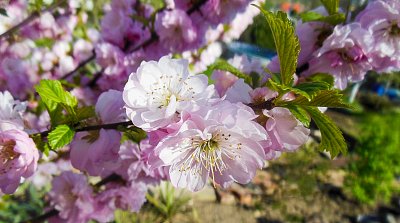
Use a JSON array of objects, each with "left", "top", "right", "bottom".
[
  {"left": 47, "top": 125, "right": 75, "bottom": 150},
  {"left": 320, "top": 0, "right": 339, "bottom": 15},
  {"left": 300, "top": 11, "right": 345, "bottom": 25},
  {"left": 206, "top": 59, "right": 252, "bottom": 85},
  {"left": 304, "top": 107, "right": 347, "bottom": 157},
  {"left": 281, "top": 90, "right": 353, "bottom": 109},
  {"left": 35, "top": 79, "right": 78, "bottom": 108},
  {"left": 257, "top": 7, "right": 300, "bottom": 86}
]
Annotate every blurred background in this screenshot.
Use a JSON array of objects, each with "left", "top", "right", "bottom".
[{"left": 1, "top": 0, "right": 399, "bottom": 223}]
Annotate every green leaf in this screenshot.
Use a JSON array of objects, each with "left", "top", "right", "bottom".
[
  {"left": 36, "top": 80, "right": 78, "bottom": 108},
  {"left": 34, "top": 37, "right": 55, "bottom": 48},
  {"left": 206, "top": 59, "right": 252, "bottom": 85},
  {"left": 267, "top": 79, "right": 312, "bottom": 100},
  {"left": 47, "top": 125, "right": 75, "bottom": 150},
  {"left": 0, "top": 8, "right": 8, "bottom": 17},
  {"left": 257, "top": 7, "right": 300, "bottom": 86},
  {"left": 287, "top": 90, "right": 353, "bottom": 109},
  {"left": 320, "top": 0, "right": 340, "bottom": 15},
  {"left": 285, "top": 104, "right": 311, "bottom": 127},
  {"left": 76, "top": 106, "right": 96, "bottom": 121},
  {"left": 292, "top": 81, "right": 332, "bottom": 98},
  {"left": 306, "top": 73, "right": 335, "bottom": 88},
  {"left": 303, "top": 107, "right": 347, "bottom": 157},
  {"left": 300, "top": 11, "right": 345, "bottom": 25},
  {"left": 36, "top": 80, "right": 78, "bottom": 124}
]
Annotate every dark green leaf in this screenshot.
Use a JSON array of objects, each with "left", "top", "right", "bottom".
[
  {"left": 76, "top": 106, "right": 96, "bottom": 121},
  {"left": 47, "top": 125, "right": 75, "bottom": 150},
  {"left": 292, "top": 81, "right": 332, "bottom": 98},
  {"left": 0, "top": 8, "right": 8, "bottom": 17},
  {"left": 290, "top": 90, "right": 353, "bottom": 108},
  {"left": 285, "top": 104, "right": 311, "bottom": 127},
  {"left": 306, "top": 73, "right": 335, "bottom": 88},
  {"left": 206, "top": 59, "right": 252, "bottom": 85},
  {"left": 256, "top": 7, "right": 300, "bottom": 86},
  {"left": 304, "top": 107, "right": 347, "bottom": 157}
]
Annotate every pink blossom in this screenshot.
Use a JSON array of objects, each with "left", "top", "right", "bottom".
[
  {"left": 123, "top": 56, "right": 215, "bottom": 131},
  {"left": 155, "top": 9, "right": 198, "bottom": 52},
  {"left": 212, "top": 55, "right": 267, "bottom": 97},
  {"left": 70, "top": 129, "right": 121, "bottom": 176},
  {"left": 116, "top": 140, "right": 168, "bottom": 184},
  {"left": 49, "top": 171, "right": 95, "bottom": 223},
  {"left": 356, "top": 0, "right": 400, "bottom": 73},
  {"left": 95, "top": 42, "right": 126, "bottom": 76},
  {"left": 0, "top": 91, "right": 26, "bottom": 130},
  {"left": 92, "top": 182, "right": 147, "bottom": 222},
  {"left": 268, "top": 7, "right": 333, "bottom": 73},
  {"left": 201, "top": 0, "right": 251, "bottom": 25},
  {"left": 100, "top": 9, "right": 131, "bottom": 48},
  {"left": 307, "top": 23, "right": 373, "bottom": 89},
  {"left": 73, "top": 39, "right": 94, "bottom": 62},
  {"left": 263, "top": 107, "right": 310, "bottom": 155},
  {"left": 0, "top": 129, "right": 39, "bottom": 194},
  {"left": 152, "top": 101, "right": 267, "bottom": 191},
  {"left": 95, "top": 90, "right": 126, "bottom": 124}
]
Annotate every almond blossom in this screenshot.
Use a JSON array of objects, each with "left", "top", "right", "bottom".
[
  {"left": 151, "top": 101, "right": 267, "bottom": 191},
  {"left": 123, "top": 56, "right": 215, "bottom": 131}
]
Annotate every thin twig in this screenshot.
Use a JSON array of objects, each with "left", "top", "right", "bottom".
[
  {"left": 0, "top": 0, "right": 67, "bottom": 39},
  {"left": 60, "top": 52, "right": 96, "bottom": 80},
  {"left": 35, "top": 120, "right": 135, "bottom": 138}
]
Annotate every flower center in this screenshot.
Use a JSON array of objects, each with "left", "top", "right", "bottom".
[
  {"left": 389, "top": 21, "right": 400, "bottom": 36},
  {"left": 0, "top": 140, "right": 17, "bottom": 174},
  {"left": 175, "top": 132, "right": 243, "bottom": 186}
]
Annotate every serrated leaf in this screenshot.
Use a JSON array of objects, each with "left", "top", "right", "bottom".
[
  {"left": 257, "top": 7, "right": 300, "bottom": 86},
  {"left": 300, "top": 11, "right": 345, "bottom": 25},
  {"left": 36, "top": 80, "right": 78, "bottom": 124},
  {"left": 289, "top": 90, "right": 353, "bottom": 108},
  {"left": 207, "top": 59, "right": 252, "bottom": 85},
  {"left": 306, "top": 73, "right": 335, "bottom": 88},
  {"left": 36, "top": 80, "right": 77, "bottom": 107},
  {"left": 285, "top": 104, "right": 311, "bottom": 127},
  {"left": 292, "top": 81, "right": 332, "bottom": 98},
  {"left": 47, "top": 125, "right": 75, "bottom": 150},
  {"left": 304, "top": 107, "right": 347, "bottom": 157},
  {"left": 267, "top": 79, "right": 312, "bottom": 100},
  {"left": 320, "top": 0, "right": 339, "bottom": 15}
]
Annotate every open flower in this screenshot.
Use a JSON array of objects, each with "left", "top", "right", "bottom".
[
  {"left": 123, "top": 56, "right": 215, "bottom": 131},
  {"left": 356, "top": 0, "right": 400, "bottom": 73},
  {"left": 307, "top": 23, "right": 373, "bottom": 89},
  {"left": 152, "top": 101, "right": 267, "bottom": 191},
  {"left": 49, "top": 171, "right": 95, "bottom": 223},
  {"left": 0, "top": 129, "right": 39, "bottom": 194}
]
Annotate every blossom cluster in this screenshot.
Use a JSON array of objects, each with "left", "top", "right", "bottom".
[{"left": 269, "top": 0, "right": 400, "bottom": 89}]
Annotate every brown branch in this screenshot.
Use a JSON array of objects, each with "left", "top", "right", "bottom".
[
  {"left": 60, "top": 52, "right": 96, "bottom": 80},
  {"left": 0, "top": 0, "right": 67, "bottom": 39},
  {"left": 35, "top": 120, "right": 135, "bottom": 138}
]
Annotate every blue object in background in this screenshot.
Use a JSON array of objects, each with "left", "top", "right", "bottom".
[
  {"left": 226, "top": 41, "right": 276, "bottom": 64},
  {"left": 374, "top": 84, "right": 400, "bottom": 100}
]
